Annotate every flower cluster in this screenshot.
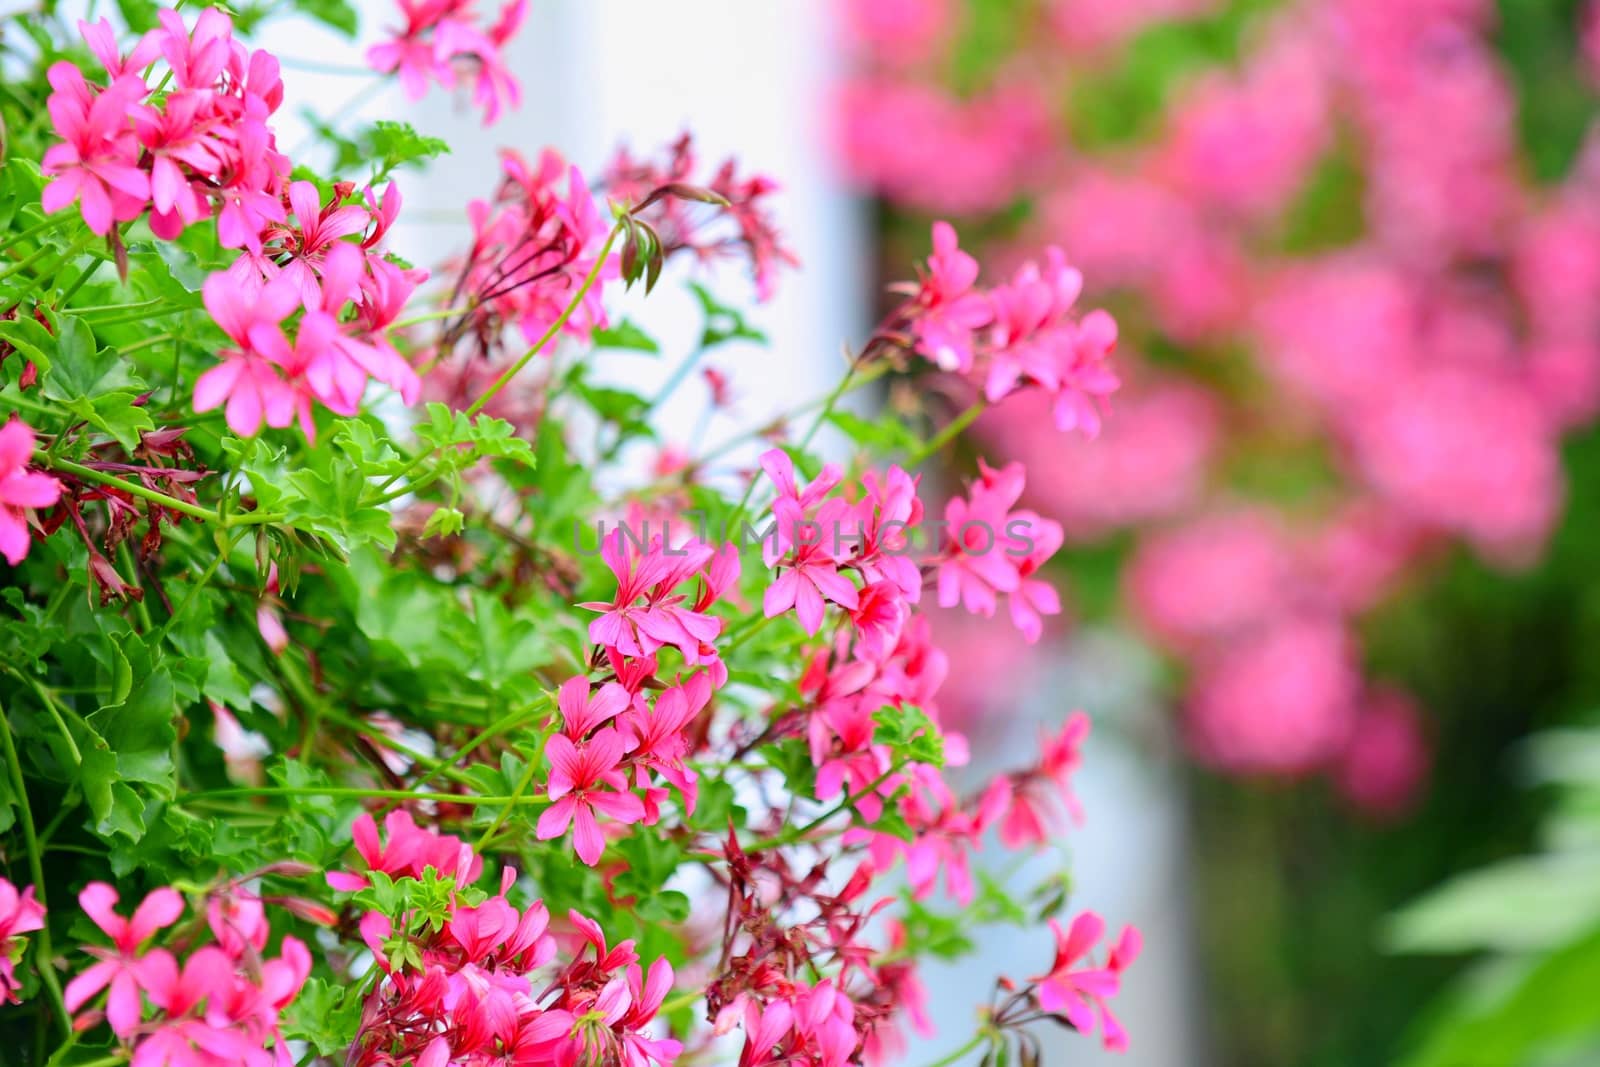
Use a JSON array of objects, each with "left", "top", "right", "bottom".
[
  {"left": 436, "top": 149, "right": 615, "bottom": 355},
  {"left": 62, "top": 882, "right": 311, "bottom": 1064},
  {"left": 367, "top": 0, "right": 527, "bottom": 124},
  {"left": 43, "top": 10, "right": 290, "bottom": 244},
  {"left": 1128, "top": 507, "right": 1430, "bottom": 812},
  {"left": 883, "top": 223, "right": 1120, "bottom": 436},
  {"left": 335, "top": 814, "right": 679, "bottom": 1067},
  {"left": 4, "top": 8, "right": 1144, "bottom": 1066},
  {"left": 758, "top": 449, "right": 1065, "bottom": 645},
  {"left": 1020, "top": 911, "right": 1141, "bottom": 1052},
  {"left": 195, "top": 182, "right": 422, "bottom": 439}
]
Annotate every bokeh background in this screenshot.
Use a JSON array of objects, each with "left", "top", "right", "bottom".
[
  {"left": 259, "top": 0, "right": 1600, "bottom": 1064},
  {"left": 833, "top": 2, "right": 1600, "bottom": 1065}
]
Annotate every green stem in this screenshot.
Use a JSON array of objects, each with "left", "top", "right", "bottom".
[
  {"left": 725, "top": 353, "right": 866, "bottom": 531},
  {"left": 657, "top": 989, "right": 701, "bottom": 1016},
  {"left": 474, "top": 722, "right": 554, "bottom": 852},
  {"left": 690, "top": 360, "right": 893, "bottom": 469},
  {"left": 65, "top": 298, "right": 161, "bottom": 316},
  {"left": 73, "top": 303, "right": 195, "bottom": 328},
  {"left": 743, "top": 760, "right": 906, "bottom": 852},
  {"left": 0, "top": 212, "right": 69, "bottom": 258},
  {"left": 921, "top": 1032, "right": 989, "bottom": 1067},
  {"left": 5, "top": 669, "right": 81, "bottom": 766},
  {"left": 906, "top": 398, "right": 988, "bottom": 468},
  {"left": 111, "top": 332, "right": 174, "bottom": 355},
  {"left": 316, "top": 706, "right": 484, "bottom": 790},
  {"left": 0, "top": 239, "right": 64, "bottom": 285},
  {"left": 175, "top": 786, "right": 552, "bottom": 807},
  {"left": 366, "top": 222, "right": 622, "bottom": 504},
  {"left": 54, "top": 255, "right": 101, "bottom": 307},
  {"left": 0, "top": 697, "right": 70, "bottom": 1037},
  {"left": 0, "top": 391, "right": 59, "bottom": 421},
  {"left": 404, "top": 694, "right": 555, "bottom": 796},
  {"left": 39, "top": 453, "right": 284, "bottom": 529},
  {"left": 43, "top": 453, "right": 215, "bottom": 523},
  {"left": 153, "top": 532, "right": 236, "bottom": 647},
  {"left": 649, "top": 343, "right": 709, "bottom": 410},
  {"left": 465, "top": 223, "right": 622, "bottom": 420},
  {"left": 388, "top": 305, "right": 472, "bottom": 331}
]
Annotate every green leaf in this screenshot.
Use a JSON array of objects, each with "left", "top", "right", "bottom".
[
  {"left": 827, "top": 410, "right": 924, "bottom": 453},
  {"left": 1385, "top": 854, "right": 1600, "bottom": 955},
  {"left": 873, "top": 704, "right": 945, "bottom": 768},
  {"left": 688, "top": 281, "right": 767, "bottom": 347},
  {"left": 283, "top": 978, "right": 367, "bottom": 1055},
  {"left": 422, "top": 507, "right": 465, "bottom": 539},
  {"left": 0, "top": 316, "right": 55, "bottom": 377},
  {"left": 290, "top": 0, "right": 360, "bottom": 36},
  {"left": 361, "top": 121, "right": 450, "bottom": 182},
  {"left": 40, "top": 318, "right": 154, "bottom": 450},
  {"left": 1401, "top": 924, "right": 1600, "bottom": 1067},
  {"left": 591, "top": 319, "right": 661, "bottom": 354}
]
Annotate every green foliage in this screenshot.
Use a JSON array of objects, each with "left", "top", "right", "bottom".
[{"left": 1390, "top": 722, "right": 1600, "bottom": 1067}]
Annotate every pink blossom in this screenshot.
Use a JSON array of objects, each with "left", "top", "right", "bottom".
[
  {"left": 907, "top": 221, "right": 992, "bottom": 373},
  {"left": 63, "top": 883, "right": 184, "bottom": 1037},
  {"left": 1186, "top": 615, "right": 1359, "bottom": 777},
  {"left": 977, "top": 378, "right": 1220, "bottom": 540},
  {"left": 559, "top": 675, "right": 631, "bottom": 738},
  {"left": 1350, "top": 367, "right": 1561, "bottom": 566},
  {"left": 835, "top": 0, "right": 954, "bottom": 66},
  {"left": 0, "top": 878, "right": 45, "bottom": 1004},
  {"left": 935, "top": 460, "right": 1064, "bottom": 639},
  {"left": 326, "top": 810, "right": 482, "bottom": 892},
  {"left": 192, "top": 273, "right": 300, "bottom": 436},
  {"left": 621, "top": 673, "right": 710, "bottom": 817},
  {"left": 1028, "top": 911, "right": 1140, "bottom": 1051},
  {"left": 447, "top": 150, "right": 616, "bottom": 348},
  {"left": 580, "top": 528, "right": 727, "bottom": 663},
  {"left": 537, "top": 729, "right": 646, "bottom": 866},
  {"left": 40, "top": 65, "right": 150, "bottom": 235},
  {"left": 1335, "top": 686, "right": 1431, "bottom": 820},
  {"left": 0, "top": 419, "right": 63, "bottom": 566},
  {"left": 367, "top": 0, "right": 527, "bottom": 124},
  {"left": 836, "top": 78, "right": 1053, "bottom": 216},
  {"left": 1126, "top": 509, "right": 1295, "bottom": 649},
  {"left": 42, "top": 10, "right": 292, "bottom": 246}
]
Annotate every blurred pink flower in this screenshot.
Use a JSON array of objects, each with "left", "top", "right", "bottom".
[
  {"left": 835, "top": 78, "right": 1052, "bottom": 215},
  {"left": 1186, "top": 615, "right": 1359, "bottom": 776},
  {"left": 1335, "top": 686, "right": 1431, "bottom": 820},
  {"left": 1350, "top": 367, "right": 1562, "bottom": 566},
  {"left": 1127, "top": 509, "right": 1295, "bottom": 649},
  {"left": 835, "top": 0, "right": 954, "bottom": 66},
  {"left": 0, "top": 419, "right": 63, "bottom": 566},
  {"left": 980, "top": 378, "right": 1220, "bottom": 539}
]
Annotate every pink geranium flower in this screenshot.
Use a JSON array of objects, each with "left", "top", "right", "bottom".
[
  {"left": 908, "top": 221, "right": 992, "bottom": 372},
  {"left": 192, "top": 272, "right": 301, "bottom": 437},
  {"left": 0, "top": 878, "right": 45, "bottom": 1004},
  {"left": 62, "top": 883, "right": 184, "bottom": 1037},
  {"left": 327, "top": 810, "right": 482, "bottom": 891},
  {"left": 40, "top": 65, "right": 150, "bottom": 235},
  {"left": 537, "top": 728, "right": 646, "bottom": 866},
  {"left": 1030, "top": 912, "right": 1121, "bottom": 1044},
  {"left": 0, "top": 419, "right": 63, "bottom": 566}
]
